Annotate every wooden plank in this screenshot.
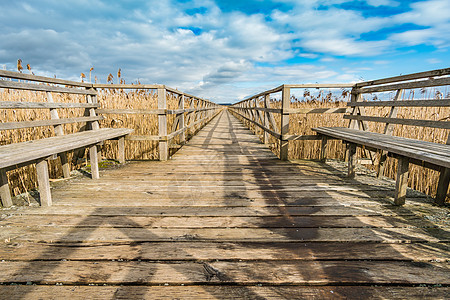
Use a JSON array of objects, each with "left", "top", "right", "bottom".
[
  {"left": 233, "top": 85, "right": 283, "bottom": 105},
  {"left": 89, "top": 145, "right": 99, "bottom": 180},
  {"left": 158, "top": 87, "right": 168, "bottom": 161},
  {"left": 0, "top": 116, "right": 104, "bottom": 131},
  {"left": 347, "top": 143, "right": 357, "bottom": 178},
  {"left": 355, "top": 67, "right": 450, "bottom": 88},
  {"left": 348, "top": 99, "right": 450, "bottom": 107},
  {"left": 285, "top": 107, "right": 349, "bottom": 114},
  {"left": 179, "top": 94, "right": 186, "bottom": 143},
  {"left": 0, "top": 80, "right": 96, "bottom": 95},
  {"left": 0, "top": 169, "right": 12, "bottom": 207},
  {"left": 233, "top": 107, "right": 282, "bottom": 113},
  {"left": 280, "top": 86, "right": 290, "bottom": 160},
  {"left": 0, "top": 101, "right": 98, "bottom": 109},
  {"left": 284, "top": 134, "right": 322, "bottom": 141},
  {"left": 117, "top": 136, "right": 125, "bottom": 164},
  {"left": 0, "top": 285, "right": 448, "bottom": 300},
  {"left": 356, "top": 76, "right": 450, "bottom": 93},
  {"left": 3, "top": 227, "right": 447, "bottom": 243},
  {"left": 344, "top": 114, "right": 450, "bottom": 129},
  {"left": 94, "top": 83, "right": 161, "bottom": 89},
  {"left": 395, "top": 156, "right": 409, "bottom": 206},
  {"left": 1, "top": 241, "right": 447, "bottom": 261},
  {"left": 285, "top": 83, "right": 355, "bottom": 89},
  {"left": 47, "top": 92, "right": 70, "bottom": 178},
  {"left": 36, "top": 159, "right": 52, "bottom": 206},
  {"left": 1, "top": 215, "right": 440, "bottom": 229},
  {"left": 435, "top": 136, "right": 450, "bottom": 205},
  {"left": 2, "top": 205, "right": 426, "bottom": 217},
  {"left": 377, "top": 89, "right": 403, "bottom": 178},
  {"left": 0, "top": 260, "right": 448, "bottom": 285},
  {"left": 96, "top": 108, "right": 164, "bottom": 114},
  {"left": 0, "top": 69, "right": 93, "bottom": 87},
  {"left": 125, "top": 135, "right": 161, "bottom": 141}
]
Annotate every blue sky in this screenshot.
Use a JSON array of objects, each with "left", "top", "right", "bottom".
[{"left": 0, "top": 0, "right": 449, "bottom": 103}]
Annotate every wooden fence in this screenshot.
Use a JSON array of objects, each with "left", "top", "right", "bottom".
[
  {"left": 0, "top": 70, "right": 222, "bottom": 162},
  {"left": 229, "top": 68, "right": 450, "bottom": 162},
  {"left": 94, "top": 84, "right": 222, "bottom": 160}
]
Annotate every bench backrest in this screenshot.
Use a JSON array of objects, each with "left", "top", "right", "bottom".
[
  {"left": 0, "top": 70, "right": 103, "bottom": 144},
  {"left": 345, "top": 68, "right": 450, "bottom": 143}
]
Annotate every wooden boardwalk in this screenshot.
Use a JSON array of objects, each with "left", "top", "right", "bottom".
[{"left": 1, "top": 110, "right": 449, "bottom": 299}]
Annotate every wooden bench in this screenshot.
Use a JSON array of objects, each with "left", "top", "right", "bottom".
[
  {"left": 313, "top": 69, "right": 450, "bottom": 206},
  {"left": 0, "top": 71, "right": 133, "bottom": 207}
]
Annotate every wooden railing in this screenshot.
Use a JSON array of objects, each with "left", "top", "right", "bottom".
[
  {"left": 94, "top": 84, "right": 222, "bottom": 160},
  {"left": 229, "top": 68, "right": 450, "bottom": 161},
  {"left": 0, "top": 70, "right": 222, "bottom": 162},
  {"left": 229, "top": 83, "right": 354, "bottom": 160}
]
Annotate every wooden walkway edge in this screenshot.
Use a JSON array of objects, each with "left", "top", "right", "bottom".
[{"left": 0, "top": 110, "right": 449, "bottom": 299}]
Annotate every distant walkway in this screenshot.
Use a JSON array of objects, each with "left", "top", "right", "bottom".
[{"left": 0, "top": 110, "right": 448, "bottom": 299}]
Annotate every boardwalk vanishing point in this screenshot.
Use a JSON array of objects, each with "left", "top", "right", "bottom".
[{"left": 0, "top": 110, "right": 449, "bottom": 299}]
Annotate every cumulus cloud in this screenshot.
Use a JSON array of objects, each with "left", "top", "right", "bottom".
[{"left": 0, "top": 0, "right": 448, "bottom": 103}]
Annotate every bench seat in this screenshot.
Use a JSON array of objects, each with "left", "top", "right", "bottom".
[
  {"left": 313, "top": 127, "right": 450, "bottom": 169},
  {"left": 0, "top": 128, "right": 133, "bottom": 207},
  {"left": 0, "top": 128, "right": 133, "bottom": 169}
]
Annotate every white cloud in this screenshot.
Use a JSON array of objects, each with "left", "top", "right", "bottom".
[
  {"left": 0, "top": 0, "right": 448, "bottom": 103},
  {"left": 366, "top": 0, "right": 399, "bottom": 7},
  {"left": 302, "top": 38, "right": 389, "bottom": 56}
]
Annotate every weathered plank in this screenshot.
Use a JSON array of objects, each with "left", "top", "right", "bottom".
[
  {"left": 1, "top": 242, "right": 447, "bottom": 261},
  {"left": 0, "top": 260, "right": 448, "bottom": 285},
  {"left": 1, "top": 286, "right": 448, "bottom": 300}
]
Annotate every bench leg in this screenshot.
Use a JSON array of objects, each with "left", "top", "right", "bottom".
[
  {"left": 347, "top": 143, "right": 357, "bottom": 178},
  {"left": 89, "top": 145, "right": 100, "bottom": 180},
  {"left": 118, "top": 136, "right": 126, "bottom": 164},
  {"left": 320, "top": 136, "right": 328, "bottom": 163},
  {"left": 36, "top": 159, "right": 52, "bottom": 206},
  {"left": 60, "top": 152, "right": 71, "bottom": 178},
  {"left": 394, "top": 156, "right": 409, "bottom": 206},
  {"left": 377, "top": 150, "right": 388, "bottom": 179},
  {"left": 0, "top": 169, "right": 13, "bottom": 207},
  {"left": 435, "top": 167, "right": 449, "bottom": 206}
]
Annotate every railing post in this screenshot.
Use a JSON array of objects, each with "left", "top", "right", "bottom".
[
  {"left": 280, "top": 85, "right": 290, "bottom": 161},
  {"left": 263, "top": 94, "right": 270, "bottom": 144},
  {"left": 158, "top": 87, "right": 168, "bottom": 161},
  {"left": 179, "top": 93, "right": 186, "bottom": 144}
]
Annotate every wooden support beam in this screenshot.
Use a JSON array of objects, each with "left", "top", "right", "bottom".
[
  {"left": 377, "top": 89, "right": 403, "bottom": 179},
  {"left": 394, "top": 156, "right": 409, "bottom": 206},
  {"left": 347, "top": 143, "right": 357, "bottom": 179},
  {"left": 89, "top": 145, "right": 99, "bottom": 180},
  {"left": 36, "top": 159, "right": 52, "bottom": 207},
  {"left": 320, "top": 136, "right": 328, "bottom": 163},
  {"left": 435, "top": 135, "right": 450, "bottom": 205},
  {"left": 158, "top": 88, "right": 168, "bottom": 161},
  {"left": 47, "top": 92, "right": 71, "bottom": 178},
  {"left": 263, "top": 94, "right": 270, "bottom": 144},
  {"left": 436, "top": 167, "right": 450, "bottom": 206},
  {"left": 118, "top": 137, "right": 126, "bottom": 164},
  {"left": 0, "top": 169, "right": 12, "bottom": 207},
  {"left": 179, "top": 94, "right": 186, "bottom": 144},
  {"left": 280, "top": 86, "right": 290, "bottom": 161}
]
